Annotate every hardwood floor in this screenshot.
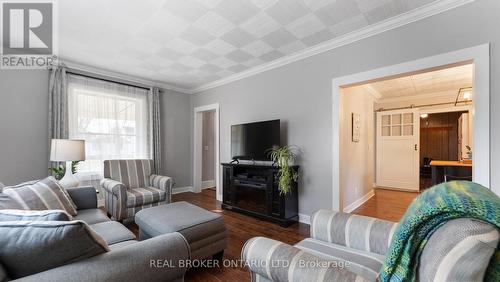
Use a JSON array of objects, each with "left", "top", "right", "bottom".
[
  {"left": 351, "top": 188, "right": 418, "bottom": 222},
  {"left": 126, "top": 187, "right": 416, "bottom": 281}
]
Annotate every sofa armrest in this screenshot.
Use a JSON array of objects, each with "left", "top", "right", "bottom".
[
  {"left": 14, "top": 233, "right": 190, "bottom": 282},
  {"left": 100, "top": 178, "right": 127, "bottom": 221},
  {"left": 149, "top": 175, "right": 173, "bottom": 201},
  {"left": 242, "top": 237, "right": 367, "bottom": 282},
  {"left": 66, "top": 186, "right": 97, "bottom": 210},
  {"left": 310, "top": 210, "right": 397, "bottom": 255}
]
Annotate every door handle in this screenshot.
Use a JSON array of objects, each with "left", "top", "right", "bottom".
[{"left": 414, "top": 144, "right": 418, "bottom": 151}]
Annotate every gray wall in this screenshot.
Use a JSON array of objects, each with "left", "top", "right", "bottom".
[
  {"left": 159, "top": 89, "right": 192, "bottom": 187},
  {"left": 0, "top": 69, "right": 192, "bottom": 188},
  {"left": 340, "top": 86, "right": 375, "bottom": 210},
  {"left": 190, "top": 0, "right": 500, "bottom": 216},
  {"left": 0, "top": 70, "right": 50, "bottom": 185}
]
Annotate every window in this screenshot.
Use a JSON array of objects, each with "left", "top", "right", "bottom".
[
  {"left": 381, "top": 113, "right": 414, "bottom": 136},
  {"left": 68, "top": 75, "right": 151, "bottom": 175}
]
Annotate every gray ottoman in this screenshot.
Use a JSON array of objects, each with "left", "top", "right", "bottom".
[{"left": 135, "top": 201, "right": 227, "bottom": 260}]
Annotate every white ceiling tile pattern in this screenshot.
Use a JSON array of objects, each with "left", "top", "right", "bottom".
[
  {"left": 368, "top": 64, "right": 473, "bottom": 99},
  {"left": 59, "top": 0, "right": 438, "bottom": 89}
]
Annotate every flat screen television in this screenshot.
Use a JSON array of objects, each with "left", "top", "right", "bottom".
[{"left": 231, "top": 119, "right": 280, "bottom": 161}]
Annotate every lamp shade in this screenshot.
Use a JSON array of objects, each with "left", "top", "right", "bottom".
[{"left": 50, "top": 139, "right": 86, "bottom": 162}]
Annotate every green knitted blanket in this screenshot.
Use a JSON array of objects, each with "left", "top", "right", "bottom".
[{"left": 379, "top": 181, "right": 500, "bottom": 282}]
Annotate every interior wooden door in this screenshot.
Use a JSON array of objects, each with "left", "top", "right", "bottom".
[{"left": 376, "top": 108, "right": 420, "bottom": 191}]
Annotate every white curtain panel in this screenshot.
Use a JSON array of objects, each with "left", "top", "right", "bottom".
[{"left": 67, "top": 74, "right": 151, "bottom": 178}]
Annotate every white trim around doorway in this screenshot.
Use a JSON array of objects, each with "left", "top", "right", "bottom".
[
  {"left": 193, "top": 103, "right": 221, "bottom": 201},
  {"left": 332, "top": 44, "right": 491, "bottom": 211}
]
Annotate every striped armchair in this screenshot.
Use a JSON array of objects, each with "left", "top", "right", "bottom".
[
  {"left": 100, "top": 159, "right": 173, "bottom": 222},
  {"left": 243, "top": 210, "right": 499, "bottom": 282},
  {"left": 243, "top": 211, "right": 396, "bottom": 282}
]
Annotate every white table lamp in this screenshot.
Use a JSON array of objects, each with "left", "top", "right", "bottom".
[{"left": 50, "top": 139, "right": 86, "bottom": 188}]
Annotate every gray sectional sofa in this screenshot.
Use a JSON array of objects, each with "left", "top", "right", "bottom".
[{"left": 1, "top": 186, "right": 190, "bottom": 282}]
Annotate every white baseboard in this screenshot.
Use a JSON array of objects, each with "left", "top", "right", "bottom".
[
  {"left": 298, "top": 213, "right": 310, "bottom": 225},
  {"left": 201, "top": 180, "right": 215, "bottom": 189},
  {"left": 343, "top": 190, "right": 375, "bottom": 213},
  {"left": 172, "top": 186, "right": 194, "bottom": 194}
]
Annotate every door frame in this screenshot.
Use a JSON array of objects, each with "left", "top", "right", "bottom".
[
  {"left": 193, "top": 103, "right": 221, "bottom": 201},
  {"left": 376, "top": 108, "right": 420, "bottom": 190},
  {"left": 332, "top": 44, "right": 490, "bottom": 211}
]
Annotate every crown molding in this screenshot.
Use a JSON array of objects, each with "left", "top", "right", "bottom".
[
  {"left": 59, "top": 59, "right": 193, "bottom": 94},
  {"left": 376, "top": 90, "right": 458, "bottom": 104},
  {"left": 190, "top": 0, "right": 474, "bottom": 94}
]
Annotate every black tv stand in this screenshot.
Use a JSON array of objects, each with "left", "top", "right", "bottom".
[{"left": 221, "top": 163, "right": 299, "bottom": 227}]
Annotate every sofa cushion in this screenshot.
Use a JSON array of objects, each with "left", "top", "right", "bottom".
[
  {"left": 0, "top": 193, "right": 23, "bottom": 210},
  {"left": 295, "top": 238, "right": 384, "bottom": 281},
  {"left": 108, "top": 240, "right": 138, "bottom": 251},
  {"left": 74, "top": 209, "right": 110, "bottom": 225},
  {"left": 419, "top": 218, "right": 499, "bottom": 282},
  {"left": 66, "top": 187, "right": 97, "bottom": 210},
  {"left": 89, "top": 221, "right": 136, "bottom": 245},
  {"left": 0, "top": 220, "right": 109, "bottom": 279},
  {"left": 126, "top": 187, "right": 166, "bottom": 207},
  {"left": 0, "top": 209, "right": 71, "bottom": 221},
  {"left": 103, "top": 159, "right": 153, "bottom": 189},
  {"left": 3, "top": 177, "right": 77, "bottom": 215}
]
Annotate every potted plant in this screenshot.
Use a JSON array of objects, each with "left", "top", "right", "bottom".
[
  {"left": 49, "top": 161, "right": 81, "bottom": 180},
  {"left": 267, "top": 145, "right": 299, "bottom": 195}
]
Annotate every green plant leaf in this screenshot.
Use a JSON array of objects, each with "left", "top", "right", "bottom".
[{"left": 267, "top": 145, "right": 300, "bottom": 195}]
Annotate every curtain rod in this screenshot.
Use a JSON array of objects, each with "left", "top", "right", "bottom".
[
  {"left": 375, "top": 100, "right": 472, "bottom": 112},
  {"left": 67, "top": 71, "right": 151, "bottom": 91}
]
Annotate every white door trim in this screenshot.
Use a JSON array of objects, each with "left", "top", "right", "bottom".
[
  {"left": 193, "top": 103, "right": 221, "bottom": 201},
  {"left": 332, "top": 44, "right": 491, "bottom": 211}
]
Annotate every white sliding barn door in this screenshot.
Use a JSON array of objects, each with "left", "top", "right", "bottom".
[{"left": 376, "top": 109, "right": 420, "bottom": 191}]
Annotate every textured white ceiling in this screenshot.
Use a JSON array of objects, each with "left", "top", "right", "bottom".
[
  {"left": 367, "top": 64, "right": 473, "bottom": 99},
  {"left": 58, "top": 0, "right": 437, "bottom": 89}
]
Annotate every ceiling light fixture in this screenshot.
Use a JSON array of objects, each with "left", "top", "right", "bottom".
[
  {"left": 455, "top": 87, "right": 473, "bottom": 106},
  {"left": 420, "top": 113, "right": 428, "bottom": 119}
]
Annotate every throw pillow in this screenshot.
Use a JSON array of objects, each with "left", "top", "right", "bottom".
[
  {"left": 0, "top": 220, "right": 109, "bottom": 279},
  {"left": 5, "top": 178, "right": 78, "bottom": 211},
  {"left": 3, "top": 177, "right": 78, "bottom": 216},
  {"left": 0, "top": 209, "right": 71, "bottom": 221},
  {"left": 0, "top": 193, "right": 23, "bottom": 210}
]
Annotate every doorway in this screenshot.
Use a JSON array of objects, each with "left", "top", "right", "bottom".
[
  {"left": 201, "top": 110, "right": 216, "bottom": 190},
  {"left": 193, "top": 103, "right": 220, "bottom": 201},
  {"left": 339, "top": 63, "right": 475, "bottom": 214},
  {"left": 332, "top": 44, "right": 490, "bottom": 212},
  {"left": 419, "top": 108, "right": 472, "bottom": 189}
]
